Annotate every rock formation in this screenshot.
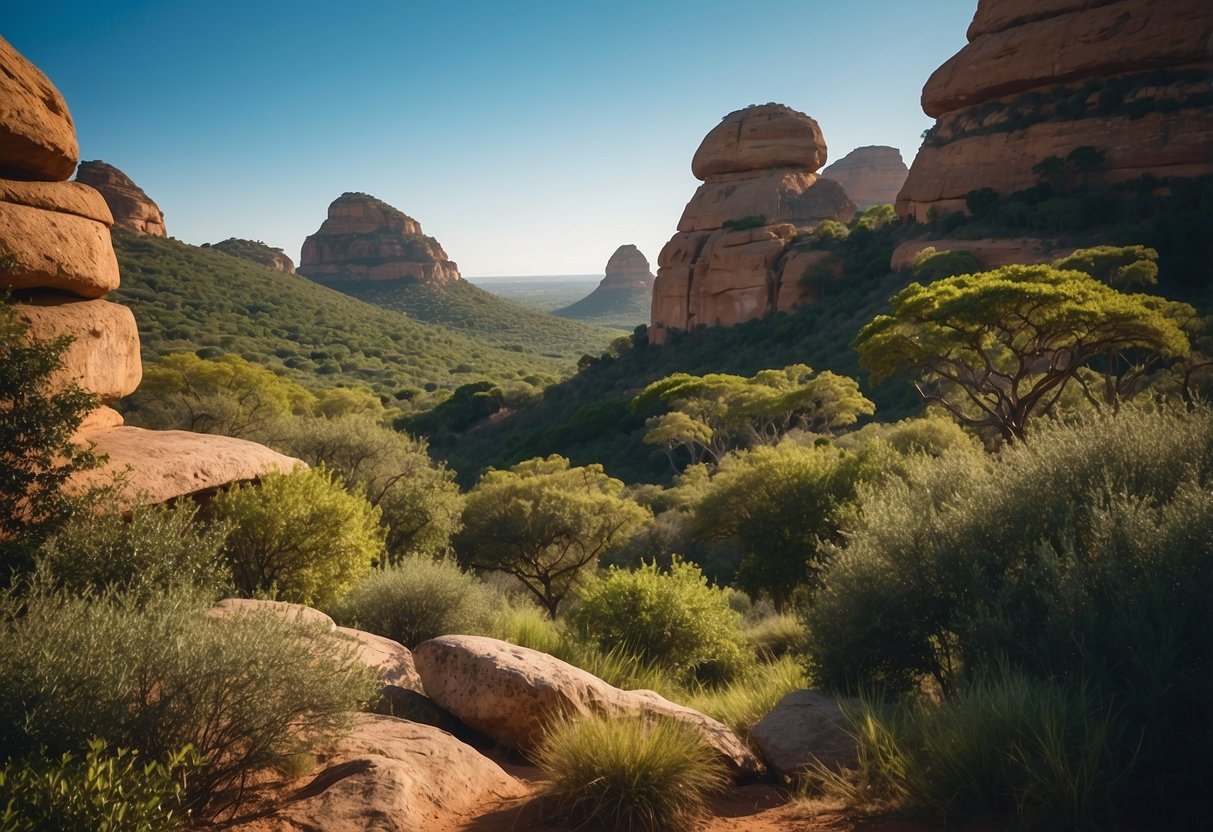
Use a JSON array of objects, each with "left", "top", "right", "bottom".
[
  {"left": 821, "top": 146, "right": 909, "bottom": 208},
  {"left": 206, "top": 237, "right": 295, "bottom": 273},
  {"left": 298, "top": 193, "right": 459, "bottom": 284},
  {"left": 750, "top": 690, "right": 858, "bottom": 779},
  {"left": 897, "top": 0, "right": 1213, "bottom": 220},
  {"left": 0, "top": 35, "right": 297, "bottom": 509},
  {"left": 649, "top": 104, "right": 856, "bottom": 344},
  {"left": 74, "top": 160, "right": 166, "bottom": 237},
  {"left": 553, "top": 244, "right": 654, "bottom": 322}
]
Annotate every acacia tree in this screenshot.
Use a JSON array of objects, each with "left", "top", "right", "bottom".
[
  {"left": 856, "top": 264, "right": 1190, "bottom": 442},
  {"left": 634, "top": 364, "right": 874, "bottom": 470},
  {"left": 454, "top": 456, "right": 650, "bottom": 618}
]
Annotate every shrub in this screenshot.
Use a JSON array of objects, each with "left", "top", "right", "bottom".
[
  {"left": 680, "top": 656, "right": 807, "bottom": 736},
  {"left": 212, "top": 466, "right": 385, "bottom": 607},
  {"left": 745, "top": 612, "right": 806, "bottom": 660},
  {"left": 909, "top": 246, "right": 981, "bottom": 281},
  {"left": 0, "top": 587, "right": 380, "bottom": 814},
  {"left": 35, "top": 501, "right": 230, "bottom": 600},
  {"left": 533, "top": 713, "right": 728, "bottom": 832},
  {"left": 0, "top": 740, "right": 199, "bottom": 832},
  {"left": 571, "top": 559, "right": 753, "bottom": 685},
  {"left": 333, "top": 556, "right": 499, "bottom": 647},
  {"left": 722, "top": 214, "right": 767, "bottom": 231}
]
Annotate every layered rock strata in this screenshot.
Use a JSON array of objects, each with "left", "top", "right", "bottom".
[
  {"left": 897, "top": 0, "right": 1213, "bottom": 220},
  {"left": 298, "top": 193, "right": 460, "bottom": 283},
  {"left": 74, "top": 160, "right": 166, "bottom": 236},
  {"left": 649, "top": 104, "right": 856, "bottom": 344},
  {"left": 821, "top": 146, "right": 909, "bottom": 208},
  {"left": 553, "top": 243, "right": 654, "bottom": 320},
  {"left": 0, "top": 35, "right": 297, "bottom": 509}
]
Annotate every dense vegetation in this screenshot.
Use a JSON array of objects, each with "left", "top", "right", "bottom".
[{"left": 553, "top": 285, "right": 652, "bottom": 329}]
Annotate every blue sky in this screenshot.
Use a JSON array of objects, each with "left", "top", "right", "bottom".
[{"left": 5, "top": 1, "right": 975, "bottom": 276}]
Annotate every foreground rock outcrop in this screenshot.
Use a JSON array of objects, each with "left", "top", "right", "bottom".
[
  {"left": 896, "top": 0, "right": 1213, "bottom": 220},
  {"left": 553, "top": 243, "right": 654, "bottom": 322},
  {"left": 298, "top": 193, "right": 460, "bottom": 284},
  {"left": 750, "top": 690, "right": 858, "bottom": 779},
  {"left": 821, "top": 146, "right": 909, "bottom": 208},
  {"left": 0, "top": 35, "right": 298, "bottom": 509},
  {"left": 74, "top": 160, "right": 166, "bottom": 236},
  {"left": 649, "top": 104, "right": 855, "bottom": 344},
  {"left": 413, "top": 635, "right": 762, "bottom": 779},
  {"left": 206, "top": 237, "right": 295, "bottom": 272}
]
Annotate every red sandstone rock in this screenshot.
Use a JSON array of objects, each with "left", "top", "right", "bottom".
[
  {"left": 0, "top": 36, "right": 78, "bottom": 181},
  {"left": 74, "top": 161, "right": 166, "bottom": 237},
  {"left": 821, "top": 146, "right": 909, "bottom": 208},
  {"left": 890, "top": 238, "right": 1071, "bottom": 273},
  {"left": 601, "top": 244, "right": 655, "bottom": 290},
  {"left": 298, "top": 193, "right": 459, "bottom": 283},
  {"left": 0, "top": 196, "right": 121, "bottom": 298},
  {"left": 692, "top": 104, "right": 827, "bottom": 178},
  {"left": 0, "top": 178, "right": 113, "bottom": 224}
]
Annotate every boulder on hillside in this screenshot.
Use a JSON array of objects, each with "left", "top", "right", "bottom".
[
  {"left": 413, "top": 634, "right": 762, "bottom": 779},
  {"left": 249, "top": 713, "right": 525, "bottom": 832},
  {"left": 750, "top": 689, "right": 858, "bottom": 778},
  {"left": 821, "top": 146, "right": 909, "bottom": 208},
  {"left": 208, "top": 598, "right": 337, "bottom": 630},
  {"left": 205, "top": 237, "right": 295, "bottom": 273},
  {"left": 0, "top": 35, "right": 78, "bottom": 181},
  {"left": 74, "top": 161, "right": 166, "bottom": 237}
]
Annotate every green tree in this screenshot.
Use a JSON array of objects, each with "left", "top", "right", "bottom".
[
  {"left": 1031, "top": 155, "right": 1068, "bottom": 192},
  {"left": 455, "top": 456, "right": 650, "bottom": 618},
  {"left": 689, "top": 443, "right": 866, "bottom": 610},
  {"left": 0, "top": 300, "right": 100, "bottom": 555},
  {"left": 1053, "top": 245, "right": 1159, "bottom": 289},
  {"left": 211, "top": 467, "right": 385, "bottom": 606},
  {"left": 1065, "top": 144, "right": 1106, "bottom": 188},
  {"left": 855, "top": 265, "right": 1190, "bottom": 442}
]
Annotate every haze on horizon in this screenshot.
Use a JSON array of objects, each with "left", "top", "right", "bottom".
[{"left": 5, "top": 0, "right": 975, "bottom": 277}]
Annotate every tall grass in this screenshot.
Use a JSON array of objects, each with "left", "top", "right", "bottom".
[
  {"left": 533, "top": 713, "right": 728, "bottom": 832},
  {"left": 681, "top": 656, "right": 807, "bottom": 736}
]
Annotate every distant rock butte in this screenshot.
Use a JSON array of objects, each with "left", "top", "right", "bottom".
[
  {"left": 74, "top": 161, "right": 166, "bottom": 237},
  {"left": 553, "top": 244, "right": 653, "bottom": 322},
  {"left": 602, "top": 244, "right": 655, "bottom": 290},
  {"left": 650, "top": 104, "right": 856, "bottom": 344},
  {"left": 298, "top": 192, "right": 460, "bottom": 283},
  {"left": 896, "top": 0, "right": 1213, "bottom": 220},
  {"left": 821, "top": 146, "right": 908, "bottom": 208},
  {"left": 1, "top": 36, "right": 299, "bottom": 510},
  {"left": 206, "top": 238, "right": 295, "bottom": 273}
]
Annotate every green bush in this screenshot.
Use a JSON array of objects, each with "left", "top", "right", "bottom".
[
  {"left": 680, "top": 656, "right": 807, "bottom": 736},
  {"left": 533, "top": 713, "right": 728, "bottom": 832},
  {"left": 333, "top": 556, "right": 499, "bottom": 647},
  {"left": 0, "top": 740, "right": 198, "bottom": 832},
  {"left": 572, "top": 559, "right": 753, "bottom": 685},
  {"left": 35, "top": 501, "right": 229, "bottom": 600},
  {"left": 212, "top": 466, "right": 385, "bottom": 607},
  {"left": 0, "top": 587, "right": 380, "bottom": 814},
  {"left": 909, "top": 246, "right": 981, "bottom": 281}
]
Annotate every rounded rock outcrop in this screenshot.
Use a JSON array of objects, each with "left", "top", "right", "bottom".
[
  {"left": 821, "top": 146, "right": 909, "bottom": 209},
  {"left": 692, "top": 104, "right": 828, "bottom": 179},
  {"left": 0, "top": 35, "right": 78, "bottom": 181},
  {"left": 74, "top": 161, "right": 166, "bottom": 237}
]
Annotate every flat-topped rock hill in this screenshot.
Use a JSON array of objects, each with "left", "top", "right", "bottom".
[
  {"left": 649, "top": 103, "right": 856, "bottom": 344},
  {"left": 204, "top": 237, "right": 295, "bottom": 273},
  {"left": 554, "top": 244, "right": 653, "bottom": 325},
  {"left": 897, "top": 0, "right": 1213, "bottom": 220},
  {"left": 0, "top": 34, "right": 297, "bottom": 508},
  {"left": 821, "top": 146, "right": 908, "bottom": 208},
  {"left": 74, "top": 160, "right": 166, "bottom": 237},
  {"left": 298, "top": 192, "right": 460, "bottom": 284}
]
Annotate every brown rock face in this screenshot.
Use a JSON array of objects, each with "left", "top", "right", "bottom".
[
  {"left": 601, "top": 244, "right": 655, "bottom": 290},
  {"left": 74, "top": 161, "right": 166, "bottom": 236},
  {"left": 897, "top": 0, "right": 1213, "bottom": 220},
  {"left": 821, "top": 146, "right": 909, "bottom": 208},
  {"left": 206, "top": 238, "right": 295, "bottom": 273},
  {"left": 889, "top": 238, "right": 1070, "bottom": 273},
  {"left": 751, "top": 690, "right": 859, "bottom": 778},
  {"left": 298, "top": 193, "right": 460, "bottom": 284},
  {"left": 650, "top": 104, "right": 855, "bottom": 344},
  {"left": 0, "top": 36, "right": 78, "bottom": 181}
]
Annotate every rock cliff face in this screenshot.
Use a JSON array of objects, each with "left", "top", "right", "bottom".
[
  {"left": 74, "top": 160, "right": 166, "bottom": 237},
  {"left": 897, "top": 0, "right": 1213, "bottom": 220},
  {"left": 0, "top": 35, "right": 298, "bottom": 509},
  {"left": 298, "top": 193, "right": 460, "bottom": 284},
  {"left": 650, "top": 104, "right": 855, "bottom": 344},
  {"left": 821, "top": 146, "right": 908, "bottom": 208},
  {"left": 206, "top": 238, "right": 295, "bottom": 273},
  {"left": 554, "top": 244, "right": 654, "bottom": 323}
]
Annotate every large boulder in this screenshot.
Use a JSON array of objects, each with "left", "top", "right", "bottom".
[
  {"left": 0, "top": 35, "right": 78, "bottom": 181},
  {"left": 0, "top": 188, "right": 120, "bottom": 298},
  {"left": 208, "top": 598, "right": 336, "bottom": 629},
  {"left": 413, "top": 635, "right": 762, "bottom": 779},
  {"left": 256, "top": 713, "right": 525, "bottom": 832},
  {"left": 821, "top": 146, "right": 909, "bottom": 209},
  {"left": 750, "top": 689, "right": 858, "bottom": 778},
  {"left": 74, "top": 161, "right": 166, "bottom": 237},
  {"left": 692, "top": 104, "right": 828, "bottom": 178}
]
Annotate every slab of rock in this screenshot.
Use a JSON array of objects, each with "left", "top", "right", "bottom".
[
  {"left": 335, "top": 626, "right": 424, "bottom": 694},
  {"left": 1, "top": 195, "right": 121, "bottom": 298},
  {"left": 821, "top": 146, "right": 909, "bottom": 209},
  {"left": 750, "top": 690, "right": 858, "bottom": 778},
  {"left": 413, "top": 635, "right": 762, "bottom": 779},
  {"left": 14, "top": 293, "right": 141, "bottom": 401},
  {"left": 0, "top": 35, "right": 78, "bottom": 181},
  {"left": 890, "top": 238, "right": 1067, "bottom": 272},
  {"left": 70, "top": 427, "right": 300, "bottom": 507},
  {"left": 74, "top": 161, "right": 166, "bottom": 237},
  {"left": 0, "top": 178, "right": 114, "bottom": 224},
  {"left": 208, "top": 598, "right": 336, "bottom": 629},
  {"left": 693, "top": 104, "right": 827, "bottom": 178},
  {"left": 298, "top": 193, "right": 460, "bottom": 284}
]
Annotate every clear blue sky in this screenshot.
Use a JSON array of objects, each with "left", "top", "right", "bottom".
[{"left": 5, "top": 1, "right": 975, "bottom": 276}]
